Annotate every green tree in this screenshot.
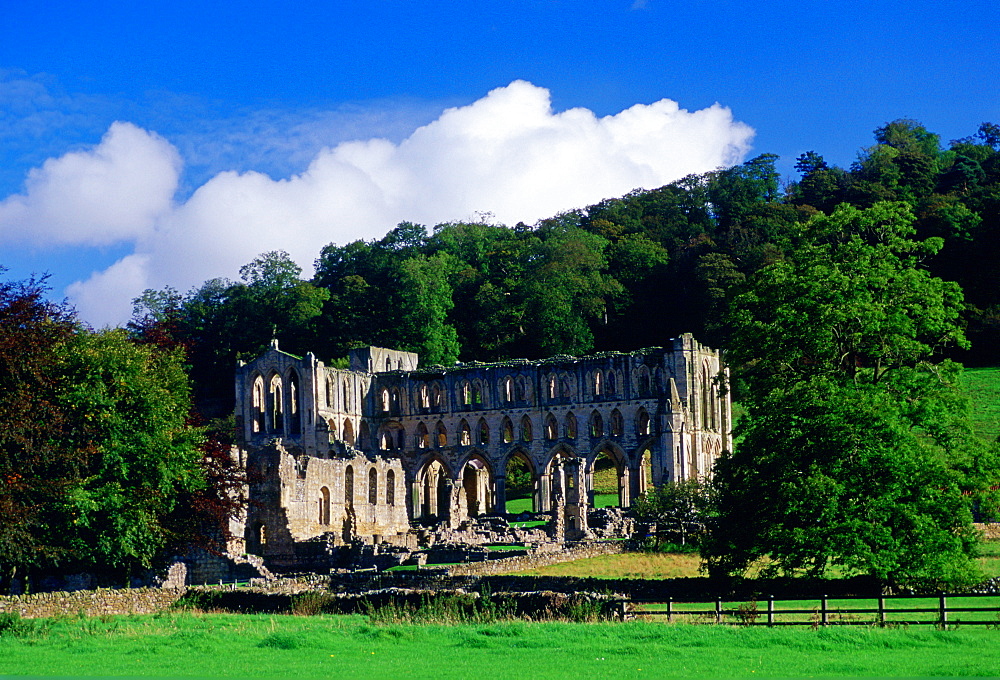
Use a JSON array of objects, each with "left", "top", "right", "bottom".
[
  {"left": 632, "top": 479, "right": 714, "bottom": 548},
  {"left": 0, "top": 273, "right": 80, "bottom": 592},
  {"left": 398, "top": 252, "right": 461, "bottom": 365},
  {"left": 705, "top": 202, "right": 999, "bottom": 588},
  {"left": 56, "top": 329, "right": 206, "bottom": 575}
]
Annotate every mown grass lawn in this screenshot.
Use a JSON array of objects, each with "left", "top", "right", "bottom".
[
  {"left": 2, "top": 612, "right": 1000, "bottom": 679},
  {"left": 963, "top": 366, "right": 1000, "bottom": 442}
]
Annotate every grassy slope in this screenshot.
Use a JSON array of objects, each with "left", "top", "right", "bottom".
[
  {"left": 2, "top": 612, "right": 1000, "bottom": 679},
  {"left": 963, "top": 366, "right": 1000, "bottom": 442}
]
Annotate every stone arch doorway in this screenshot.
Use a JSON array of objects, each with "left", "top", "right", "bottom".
[
  {"left": 588, "top": 444, "right": 630, "bottom": 508},
  {"left": 417, "top": 458, "right": 451, "bottom": 520},
  {"left": 459, "top": 453, "right": 493, "bottom": 518},
  {"left": 504, "top": 450, "right": 536, "bottom": 514}
]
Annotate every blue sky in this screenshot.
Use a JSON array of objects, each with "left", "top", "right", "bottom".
[{"left": 1, "top": 0, "right": 997, "bottom": 325}]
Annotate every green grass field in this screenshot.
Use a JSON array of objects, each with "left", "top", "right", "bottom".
[
  {"left": 2, "top": 612, "right": 1000, "bottom": 679},
  {"left": 963, "top": 366, "right": 1000, "bottom": 442}
]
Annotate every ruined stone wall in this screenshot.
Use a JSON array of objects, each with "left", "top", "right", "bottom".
[
  {"left": 446, "top": 540, "right": 628, "bottom": 576},
  {"left": 0, "top": 588, "right": 185, "bottom": 619}
]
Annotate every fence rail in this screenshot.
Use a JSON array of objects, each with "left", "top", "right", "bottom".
[{"left": 623, "top": 594, "right": 1000, "bottom": 626}]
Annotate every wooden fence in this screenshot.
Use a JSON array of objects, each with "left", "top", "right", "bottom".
[{"left": 623, "top": 594, "right": 1000, "bottom": 626}]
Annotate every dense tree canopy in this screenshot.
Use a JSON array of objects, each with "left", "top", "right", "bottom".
[
  {"left": 703, "top": 203, "right": 999, "bottom": 587},
  {"left": 0, "top": 272, "right": 208, "bottom": 592}
]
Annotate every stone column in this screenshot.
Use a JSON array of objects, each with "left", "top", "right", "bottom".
[{"left": 494, "top": 475, "right": 507, "bottom": 515}]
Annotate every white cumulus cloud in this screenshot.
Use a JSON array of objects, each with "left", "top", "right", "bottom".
[
  {"left": 1, "top": 81, "right": 754, "bottom": 327},
  {"left": 0, "top": 122, "right": 181, "bottom": 246}
]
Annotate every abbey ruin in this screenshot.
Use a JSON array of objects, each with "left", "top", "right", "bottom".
[{"left": 232, "top": 334, "right": 730, "bottom": 571}]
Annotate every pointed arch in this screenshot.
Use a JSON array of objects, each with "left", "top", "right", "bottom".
[
  {"left": 559, "top": 372, "right": 574, "bottom": 400},
  {"left": 251, "top": 373, "right": 265, "bottom": 433},
  {"left": 502, "top": 375, "right": 514, "bottom": 404},
  {"left": 546, "top": 373, "right": 557, "bottom": 400},
  {"left": 504, "top": 448, "right": 537, "bottom": 514},
  {"left": 520, "top": 414, "right": 533, "bottom": 442},
  {"left": 565, "top": 411, "right": 578, "bottom": 439},
  {"left": 287, "top": 369, "right": 302, "bottom": 436},
  {"left": 460, "top": 452, "right": 493, "bottom": 518},
  {"left": 606, "top": 369, "right": 617, "bottom": 396},
  {"left": 435, "top": 420, "right": 448, "bottom": 448},
  {"left": 589, "top": 410, "right": 603, "bottom": 438},
  {"left": 501, "top": 416, "right": 514, "bottom": 444},
  {"left": 319, "top": 486, "right": 331, "bottom": 525},
  {"left": 459, "top": 419, "right": 472, "bottom": 446},
  {"left": 358, "top": 421, "right": 370, "bottom": 449},
  {"left": 386, "top": 469, "right": 396, "bottom": 506},
  {"left": 343, "top": 418, "right": 355, "bottom": 446},
  {"left": 545, "top": 412, "right": 558, "bottom": 440},
  {"left": 342, "top": 377, "right": 351, "bottom": 412},
  {"left": 416, "top": 421, "right": 430, "bottom": 449},
  {"left": 431, "top": 381, "right": 445, "bottom": 411},
  {"left": 417, "top": 457, "right": 451, "bottom": 519},
  {"left": 368, "top": 467, "right": 378, "bottom": 505},
  {"left": 610, "top": 408, "right": 624, "bottom": 437},
  {"left": 637, "top": 365, "right": 651, "bottom": 397},
  {"left": 587, "top": 442, "right": 629, "bottom": 508},
  {"left": 267, "top": 372, "right": 283, "bottom": 434},
  {"left": 593, "top": 370, "right": 603, "bottom": 398},
  {"left": 477, "top": 418, "right": 490, "bottom": 446},
  {"left": 636, "top": 407, "right": 651, "bottom": 436},
  {"left": 472, "top": 379, "right": 485, "bottom": 406}
]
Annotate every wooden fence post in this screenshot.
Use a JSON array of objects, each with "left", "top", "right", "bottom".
[
  {"left": 940, "top": 595, "right": 947, "bottom": 627},
  {"left": 821, "top": 595, "right": 828, "bottom": 626},
  {"left": 878, "top": 596, "right": 885, "bottom": 626},
  {"left": 716, "top": 598, "right": 722, "bottom": 624},
  {"left": 767, "top": 596, "right": 774, "bottom": 626},
  {"left": 667, "top": 597, "right": 673, "bottom": 624}
]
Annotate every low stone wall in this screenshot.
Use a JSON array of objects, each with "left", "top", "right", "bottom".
[
  {"left": 446, "top": 540, "right": 627, "bottom": 576},
  {"left": 0, "top": 587, "right": 186, "bottom": 619},
  {"left": 975, "top": 523, "right": 1000, "bottom": 539}
]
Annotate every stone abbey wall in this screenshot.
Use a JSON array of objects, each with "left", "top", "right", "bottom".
[{"left": 233, "top": 334, "right": 729, "bottom": 565}]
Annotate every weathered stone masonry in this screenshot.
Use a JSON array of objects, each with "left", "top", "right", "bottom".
[{"left": 233, "top": 334, "right": 729, "bottom": 566}]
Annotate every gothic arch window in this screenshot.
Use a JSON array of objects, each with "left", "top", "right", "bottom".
[
  {"left": 502, "top": 376, "right": 514, "bottom": 403},
  {"left": 327, "top": 418, "right": 337, "bottom": 442},
  {"left": 251, "top": 375, "right": 265, "bottom": 433},
  {"left": 390, "top": 387, "right": 401, "bottom": 415},
  {"left": 593, "top": 370, "right": 603, "bottom": 398},
  {"left": 287, "top": 370, "right": 302, "bottom": 436},
  {"left": 436, "top": 421, "right": 448, "bottom": 448},
  {"left": 607, "top": 370, "right": 617, "bottom": 396},
  {"left": 381, "top": 388, "right": 391, "bottom": 412},
  {"left": 515, "top": 376, "right": 527, "bottom": 402},
  {"left": 417, "top": 421, "right": 429, "bottom": 449},
  {"left": 545, "top": 413, "right": 558, "bottom": 440},
  {"left": 472, "top": 380, "right": 484, "bottom": 406},
  {"left": 343, "top": 419, "right": 355, "bottom": 446},
  {"left": 359, "top": 421, "right": 370, "bottom": 449},
  {"left": 502, "top": 417, "right": 514, "bottom": 444},
  {"left": 419, "top": 383, "right": 430, "bottom": 409},
  {"left": 560, "top": 374, "right": 573, "bottom": 400},
  {"left": 267, "top": 373, "right": 284, "bottom": 434},
  {"left": 610, "top": 409, "right": 624, "bottom": 437},
  {"left": 590, "top": 410, "right": 603, "bottom": 438},
  {"left": 565, "top": 411, "right": 578, "bottom": 439},
  {"left": 319, "top": 487, "right": 331, "bottom": 525},
  {"left": 326, "top": 375, "right": 334, "bottom": 409},
  {"left": 637, "top": 366, "right": 651, "bottom": 397},
  {"left": 520, "top": 415, "right": 533, "bottom": 442},
  {"left": 431, "top": 382, "right": 444, "bottom": 411},
  {"left": 478, "top": 418, "right": 490, "bottom": 446},
  {"left": 385, "top": 357, "right": 392, "bottom": 372},
  {"left": 459, "top": 381, "right": 471, "bottom": 406},
  {"left": 459, "top": 419, "right": 472, "bottom": 446},
  {"left": 342, "top": 378, "right": 351, "bottom": 412},
  {"left": 386, "top": 470, "right": 395, "bottom": 506},
  {"left": 637, "top": 408, "right": 651, "bottom": 436},
  {"left": 547, "top": 374, "right": 557, "bottom": 400},
  {"left": 368, "top": 468, "right": 378, "bottom": 505},
  {"left": 345, "top": 466, "right": 354, "bottom": 506}
]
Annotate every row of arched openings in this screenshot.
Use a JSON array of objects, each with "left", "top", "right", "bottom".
[
  {"left": 316, "top": 467, "right": 397, "bottom": 525},
  {"left": 382, "top": 409, "right": 652, "bottom": 452},
  {"left": 251, "top": 370, "right": 302, "bottom": 436}
]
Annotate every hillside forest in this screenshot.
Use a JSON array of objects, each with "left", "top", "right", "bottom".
[{"left": 129, "top": 119, "right": 1000, "bottom": 415}]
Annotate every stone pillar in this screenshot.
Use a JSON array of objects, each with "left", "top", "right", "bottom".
[
  {"left": 494, "top": 475, "right": 507, "bottom": 515},
  {"left": 620, "top": 467, "right": 631, "bottom": 508},
  {"left": 539, "top": 473, "right": 551, "bottom": 512},
  {"left": 411, "top": 479, "right": 422, "bottom": 519}
]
